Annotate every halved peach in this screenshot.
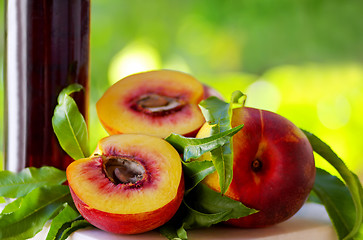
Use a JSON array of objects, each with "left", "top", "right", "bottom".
[
  {"left": 66, "top": 134, "right": 184, "bottom": 234},
  {"left": 96, "top": 70, "right": 205, "bottom": 138}
]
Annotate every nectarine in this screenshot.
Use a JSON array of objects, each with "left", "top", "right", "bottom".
[
  {"left": 197, "top": 107, "right": 315, "bottom": 227},
  {"left": 66, "top": 134, "right": 184, "bottom": 234},
  {"left": 96, "top": 70, "right": 205, "bottom": 138}
]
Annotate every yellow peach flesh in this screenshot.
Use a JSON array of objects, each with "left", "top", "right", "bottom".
[
  {"left": 67, "top": 134, "right": 182, "bottom": 215},
  {"left": 96, "top": 70, "right": 205, "bottom": 138}
]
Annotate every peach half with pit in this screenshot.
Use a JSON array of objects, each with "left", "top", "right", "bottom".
[
  {"left": 66, "top": 134, "right": 184, "bottom": 234},
  {"left": 197, "top": 106, "right": 315, "bottom": 228},
  {"left": 96, "top": 70, "right": 205, "bottom": 138}
]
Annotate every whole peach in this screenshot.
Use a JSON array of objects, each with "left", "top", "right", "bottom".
[{"left": 197, "top": 107, "right": 315, "bottom": 227}]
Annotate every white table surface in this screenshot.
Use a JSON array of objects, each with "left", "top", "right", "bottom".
[{"left": 30, "top": 202, "right": 338, "bottom": 240}]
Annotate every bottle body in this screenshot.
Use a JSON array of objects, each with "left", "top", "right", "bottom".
[{"left": 4, "top": 0, "right": 90, "bottom": 171}]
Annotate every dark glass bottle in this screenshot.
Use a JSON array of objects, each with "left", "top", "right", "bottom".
[{"left": 4, "top": 0, "right": 90, "bottom": 172}]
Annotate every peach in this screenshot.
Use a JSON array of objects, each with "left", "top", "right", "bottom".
[
  {"left": 96, "top": 70, "right": 205, "bottom": 138},
  {"left": 66, "top": 134, "right": 184, "bottom": 234},
  {"left": 197, "top": 107, "right": 315, "bottom": 227}
]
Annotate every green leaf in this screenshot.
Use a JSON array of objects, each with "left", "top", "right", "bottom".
[
  {"left": 182, "top": 161, "right": 216, "bottom": 193},
  {"left": 160, "top": 184, "right": 257, "bottom": 239},
  {"left": 159, "top": 223, "right": 183, "bottom": 240},
  {"left": 0, "top": 167, "right": 66, "bottom": 198},
  {"left": 57, "top": 219, "right": 93, "bottom": 240},
  {"left": 0, "top": 185, "right": 72, "bottom": 240},
  {"left": 198, "top": 91, "right": 245, "bottom": 194},
  {"left": 199, "top": 97, "right": 230, "bottom": 127},
  {"left": 46, "top": 203, "right": 80, "bottom": 240},
  {"left": 181, "top": 202, "right": 231, "bottom": 230},
  {"left": 1, "top": 198, "right": 23, "bottom": 214},
  {"left": 303, "top": 130, "right": 363, "bottom": 240},
  {"left": 198, "top": 97, "right": 231, "bottom": 195},
  {"left": 312, "top": 168, "right": 359, "bottom": 240},
  {"left": 165, "top": 124, "right": 243, "bottom": 162},
  {"left": 57, "top": 83, "right": 83, "bottom": 104},
  {"left": 176, "top": 226, "right": 188, "bottom": 240},
  {"left": 52, "top": 83, "right": 89, "bottom": 160},
  {"left": 230, "top": 90, "right": 247, "bottom": 109},
  {"left": 182, "top": 184, "right": 257, "bottom": 229}
]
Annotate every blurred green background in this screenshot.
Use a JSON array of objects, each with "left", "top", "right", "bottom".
[{"left": 1, "top": 0, "right": 363, "bottom": 178}]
